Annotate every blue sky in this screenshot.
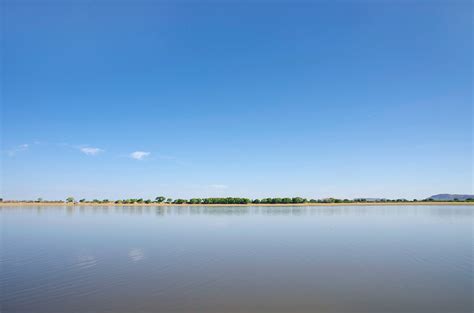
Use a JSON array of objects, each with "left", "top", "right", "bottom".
[{"left": 2, "top": 1, "right": 472, "bottom": 200}]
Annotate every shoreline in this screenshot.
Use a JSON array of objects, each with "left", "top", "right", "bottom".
[{"left": 0, "top": 202, "right": 472, "bottom": 207}]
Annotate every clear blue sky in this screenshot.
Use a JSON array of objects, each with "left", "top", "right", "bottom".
[{"left": 2, "top": 1, "right": 472, "bottom": 200}]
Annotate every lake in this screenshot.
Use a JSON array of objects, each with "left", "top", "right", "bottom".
[{"left": 1, "top": 205, "right": 472, "bottom": 313}]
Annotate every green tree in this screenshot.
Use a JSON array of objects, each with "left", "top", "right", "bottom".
[
  {"left": 292, "top": 197, "right": 306, "bottom": 203},
  {"left": 155, "top": 196, "right": 166, "bottom": 203},
  {"left": 66, "top": 197, "right": 75, "bottom": 203}
]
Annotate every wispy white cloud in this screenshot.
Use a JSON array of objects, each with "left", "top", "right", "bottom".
[
  {"left": 7, "top": 144, "right": 29, "bottom": 156},
  {"left": 60, "top": 144, "right": 104, "bottom": 156},
  {"left": 188, "top": 183, "right": 229, "bottom": 190},
  {"left": 210, "top": 184, "right": 229, "bottom": 190},
  {"left": 130, "top": 151, "right": 150, "bottom": 160},
  {"left": 80, "top": 147, "right": 104, "bottom": 156}
]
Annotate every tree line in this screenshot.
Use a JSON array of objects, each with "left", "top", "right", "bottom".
[{"left": 3, "top": 196, "right": 470, "bottom": 204}]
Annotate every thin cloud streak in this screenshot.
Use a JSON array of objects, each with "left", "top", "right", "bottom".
[
  {"left": 59, "top": 143, "right": 105, "bottom": 156},
  {"left": 80, "top": 147, "right": 104, "bottom": 156},
  {"left": 7, "top": 144, "right": 29, "bottom": 156},
  {"left": 210, "top": 184, "right": 229, "bottom": 190},
  {"left": 130, "top": 151, "right": 151, "bottom": 160}
]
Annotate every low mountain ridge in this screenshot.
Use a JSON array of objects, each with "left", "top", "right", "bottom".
[{"left": 428, "top": 194, "right": 474, "bottom": 201}]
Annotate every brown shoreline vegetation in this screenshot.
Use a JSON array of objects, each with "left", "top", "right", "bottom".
[{"left": 1, "top": 201, "right": 473, "bottom": 207}]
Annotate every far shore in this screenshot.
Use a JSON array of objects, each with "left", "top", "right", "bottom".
[{"left": 1, "top": 201, "right": 473, "bottom": 207}]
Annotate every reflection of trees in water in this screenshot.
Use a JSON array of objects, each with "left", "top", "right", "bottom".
[
  {"left": 114, "top": 206, "right": 145, "bottom": 215},
  {"left": 112, "top": 205, "right": 168, "bottom": 216},
  {"left": 86, "top": 206, "right": 111, "bottom": 214},
  {"left": 3, "top": 205, "right": 472, "bottom": 219},
  {"left": 66, "top": 206, "right": 74, "bottom": 216},
  {"left": 430, "top": 207, "right": 474, "bottom": 218},
  {"left": 261, "top": 207, "right": 307, "bottom": 215},
  {"left": 155, "top": 207, "right": 165, "bottom": 216},
  {"left": 192, "top": 207, "right": 249, "bottom": 215},
  {"left": 158, "top": 206, "right": 251, "bottom": 215},
  {"left": 176, "top": 205, "right": 471, "bottom": 219}
]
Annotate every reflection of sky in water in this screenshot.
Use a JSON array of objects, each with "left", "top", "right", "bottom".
[
  {"left": 75, "top": 253, "right": 97, "bottom": 269},
  {"left": 1, "top": 205, "right": 472, "bottom": 313},
  {"left": 128, "top": 248, "right": 145, "bottom": 262}
]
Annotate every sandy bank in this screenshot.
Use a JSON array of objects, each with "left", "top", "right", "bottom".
[{"left": 0, "top": 202, "right": 472, "bottom": 207}]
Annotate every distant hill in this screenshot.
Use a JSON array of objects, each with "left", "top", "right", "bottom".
[{"left": 428, "top": 194, "right": 474, "bottom": 201}]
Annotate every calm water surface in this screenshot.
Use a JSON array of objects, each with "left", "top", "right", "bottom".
[{"left": 1, "top": 205, "right": 472, "bottom": 313}]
